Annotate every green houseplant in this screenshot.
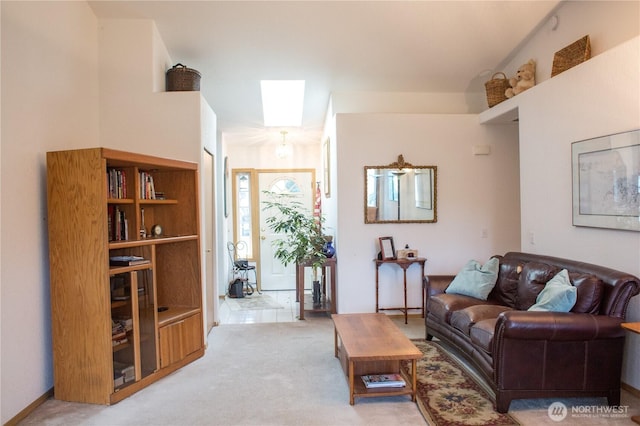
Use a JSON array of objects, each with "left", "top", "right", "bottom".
[{"left": 262, "top": 192, "right": 327, "bottom": 304}]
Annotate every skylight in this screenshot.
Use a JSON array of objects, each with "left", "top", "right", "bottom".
[{"left": 260, "top": 80, "right": 305, "bottom": 127}]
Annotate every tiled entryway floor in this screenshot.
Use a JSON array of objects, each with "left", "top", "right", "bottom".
[{"left": 218, "top": 290, "right": 300, "bottom": 324}]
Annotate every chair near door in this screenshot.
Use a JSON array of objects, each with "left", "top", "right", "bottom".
[{"left": 227, "top": 241, "right": 260, "bottom": 295}]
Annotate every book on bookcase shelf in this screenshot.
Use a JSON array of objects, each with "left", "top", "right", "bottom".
[
  {"left": 139, "top": 171, "right": 156, "bottom": 200},
  {"left": 107, "top": 206, "right": 128, "bottom": 241},
  {"left": 361, "top": 373, "right": 406, "bottom": 388},
  {"left": 107, "top": 168, "right": 127, "bottom": 199}
]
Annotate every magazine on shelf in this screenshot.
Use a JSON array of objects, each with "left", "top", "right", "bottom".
[
  {"left": 110, "top": 255, "right": 150, "bottom": 266},
  {"left": 361, "top": 373, "right": 406, "bottom": 388}
]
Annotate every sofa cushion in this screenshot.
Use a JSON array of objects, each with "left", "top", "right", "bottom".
[
  {"left": 470, "top": 318, "right": 497, "bottom": 354},
  {"left": 528, "top": 269, "right": 577, "bottom": 312},
  {"left": 489, "top": 258, "right": 523, "bottom": 308},
  {"left": 445, "top": 258, "right": 499, "bottom": 300},
  {"left": 451, "top": 305, "right": 512, "bottom": 336},
  {"left": 569, "top": 272, "right": 605, "bottom": 314},
  {"left": 428, "top": 293, "right": 486, "bottom": 324},
  {"left": 516, "top": 262, "right": 560, "bottom": 310}
]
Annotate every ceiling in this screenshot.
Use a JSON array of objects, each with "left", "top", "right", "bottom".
[{"left": 88, "top": 1, "right": 560, "bottom": 146}]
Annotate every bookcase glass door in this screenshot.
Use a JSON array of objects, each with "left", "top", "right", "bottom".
[
  {"left": 138, "top": 269, "right": 157, "bottom": 379},
  {"left": 111, "top": 270, "right": 157, "bottom": 389},
  {"left": 112, "top": 271, "right": 135, "bottom": 389}
]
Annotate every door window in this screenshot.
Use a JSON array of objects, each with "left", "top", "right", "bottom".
[{"left": 234, "top": 172, "right": 254, "bottom": 258}]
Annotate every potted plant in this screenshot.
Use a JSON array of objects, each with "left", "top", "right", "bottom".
[{"left": 262, "top": 192, "right": 327, "bottom": 304}]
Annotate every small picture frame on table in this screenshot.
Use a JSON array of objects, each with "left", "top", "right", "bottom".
[{"left": 379, "top": 236, "right": 396, "bottom": 260}]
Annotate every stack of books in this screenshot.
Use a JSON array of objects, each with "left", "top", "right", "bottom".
[
  {"left": 108, "top": 206, "right": 129, "bottom": 242},
  {"left": 107, "top": 168, "right": 127, "bottom": 199},
  {"left": 111, "top": 320, "right": 128, "bottom": 347},
  {"left": 139, "top": 171, "right": 156, "bottom": 199},
  {"left": 361, "top": 373, "right": 406, "bottom": 388}
]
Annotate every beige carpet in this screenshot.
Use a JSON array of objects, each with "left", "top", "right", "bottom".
[
  {"left": 20, "top": 317, "right": 425, "bottom": 425},
  {"left": 17, "top": 316, "right": 640, "bottom": 425}
]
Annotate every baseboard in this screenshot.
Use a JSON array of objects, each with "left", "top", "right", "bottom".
[
  {"left": 622, "top": 381, "right": 640, "bottom": 399},
  {"left": 4, "top": 387, "right": 53, "bottom": 426}
]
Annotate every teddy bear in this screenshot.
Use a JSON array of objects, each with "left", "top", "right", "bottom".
[{"left": 505, "top": 59, "right": 536, "bottom": 98}]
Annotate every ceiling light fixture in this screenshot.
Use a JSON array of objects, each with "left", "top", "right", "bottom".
[
  {"left": 275, "top": 130, "right": 292, "bottom": 159},
  {"left": 261, "top": 80, "right": 305, "bottom": 127}
]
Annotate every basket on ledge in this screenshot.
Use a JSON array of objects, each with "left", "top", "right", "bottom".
[
  {"left": 484, "top": 72, "right": 510, "bottom": 108},
  {"left": 551, "top": 35, "right": 591, "bottom": 77},
  {"left": 166, "top": 63, "right": 201, "bottom": 92}
]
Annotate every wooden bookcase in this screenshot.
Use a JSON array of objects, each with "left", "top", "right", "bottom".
[{"left": 47, "top": 147, "right": 204, "bottom": 405}]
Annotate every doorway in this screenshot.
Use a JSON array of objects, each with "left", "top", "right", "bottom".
[
  {"left": 231, "top": 168, "right": 315, "bottom": 292},
  {"left": 203, "top": 149, "right": 216, "bottom": 333}
]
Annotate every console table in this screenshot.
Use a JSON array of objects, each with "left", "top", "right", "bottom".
[
  {"left": 296, "top": 257, "right": 337, "bottom": 320},
  {"left": 374, "top": 257, "right": 426, "bottom": 324}
]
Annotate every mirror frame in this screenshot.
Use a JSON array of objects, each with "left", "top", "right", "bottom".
[{"left": 364, "top": 155, "right": 438, "bottom": 224}]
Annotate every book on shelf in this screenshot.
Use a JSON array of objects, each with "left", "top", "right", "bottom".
[
  {"left": 107, "top": 168, "right": 127, "bottom": 199},
  {"left": 109, "top": 255, "right": 150, "bottom": 266},
  {"left": 361, "top": 373, "right": 406, "bottom": 388},
  {"left": 139, "top": 171, "right": 156, "bottom": 200},
  {"left": 108, "top": 206, "right": 128, "bottom": 242}
]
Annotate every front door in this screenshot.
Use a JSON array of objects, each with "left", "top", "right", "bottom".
[{"left": 258, "top": 170, "right": 314, "bottom": 290}]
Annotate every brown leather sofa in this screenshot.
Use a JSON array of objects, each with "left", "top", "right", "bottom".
[{"left": 425, "top": 251, "right": 640, "bottom": 413}]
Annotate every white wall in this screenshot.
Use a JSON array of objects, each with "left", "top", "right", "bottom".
[
  {"left": 500, "top": 0, "right": 640, "bottom": 90},
  {"left": 335, "top": 114, "right": 520, "bottom": 314},
  {"left": 98, "top": 18, "right": 219, "bottom": 326},
  {"left": 0, "top": 2, "right": 99, "bottom": 422},
  {"left": 1, "top": 9, "right": 219, "bottom": 422},
  {"left": 331, "top": 91, "right": 486, "bottom": 115},
  {"left": 513, "top": 36, "right": 640, "bottom": 390},
  {"left": 487, "top": 0, "right": 640, "bottom": 390},
  {"left": 98, "top": 19, "right": 206, "bottom": 164}
]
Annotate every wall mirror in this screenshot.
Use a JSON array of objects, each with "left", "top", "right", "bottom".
[{"left": 365, "top": 155, "right": 437, "bottom": 224}]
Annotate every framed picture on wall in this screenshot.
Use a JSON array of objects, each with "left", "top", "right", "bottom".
[{"left": 571, "top": 129, "right": 639, "bottom": 232}]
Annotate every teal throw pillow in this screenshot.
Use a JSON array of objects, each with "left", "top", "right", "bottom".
[
  {"left": 528, "top": 269, "right": 577, "bottom": 312},
  {"left": 445, "top": 257, "right": 499, "bottom": 300}
]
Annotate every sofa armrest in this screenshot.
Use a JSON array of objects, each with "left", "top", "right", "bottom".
[
  {"left": 495, "top": 311, "right": 625, "bottom": 341},
  {"left": 425, "top": 275, "right": 455, "bottom": 297}
]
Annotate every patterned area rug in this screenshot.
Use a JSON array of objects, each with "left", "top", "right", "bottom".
[
  {"left": 225, "top": 294, "right": 284, "bottom": 311},
  {"left": 401, "top": 340, "right": 520, "bottom": 426}
]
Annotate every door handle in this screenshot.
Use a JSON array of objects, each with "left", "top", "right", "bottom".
[{"left": 261, "top": 236, "right": 266, "bottom": 240}]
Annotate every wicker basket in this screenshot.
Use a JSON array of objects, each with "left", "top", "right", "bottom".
[
  {"left": 166, "top": 63, "right": 201, "bottom": 91},
  {"left": 551, "top": 35, "right": 591, "bottom": 77},
  {"left": 484, "top": 72, "right": 510, "bottom": 108}
]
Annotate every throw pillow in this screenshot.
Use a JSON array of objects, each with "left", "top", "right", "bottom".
[
  {"left": 445, "top": 258, "right": 499, "bottom": 300},
  {"left": 528, "top": 269, "right": 577, "bottom": 312}
]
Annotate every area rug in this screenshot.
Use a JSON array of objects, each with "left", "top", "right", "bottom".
[
  {"left": 401, "top": 340, "right": 520, "bottom": 426},
  {"left": 225, "top": 294, "right": 284, "bottom": 311}
]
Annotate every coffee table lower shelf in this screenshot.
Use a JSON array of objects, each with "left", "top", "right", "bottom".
[{"left": 352, "top": 371, "right": 415, "bottom": 400}]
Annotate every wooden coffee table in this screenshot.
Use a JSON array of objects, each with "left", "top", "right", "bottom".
[{"left": 332, "top": 313, "right": 423, "bottom": 405}]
